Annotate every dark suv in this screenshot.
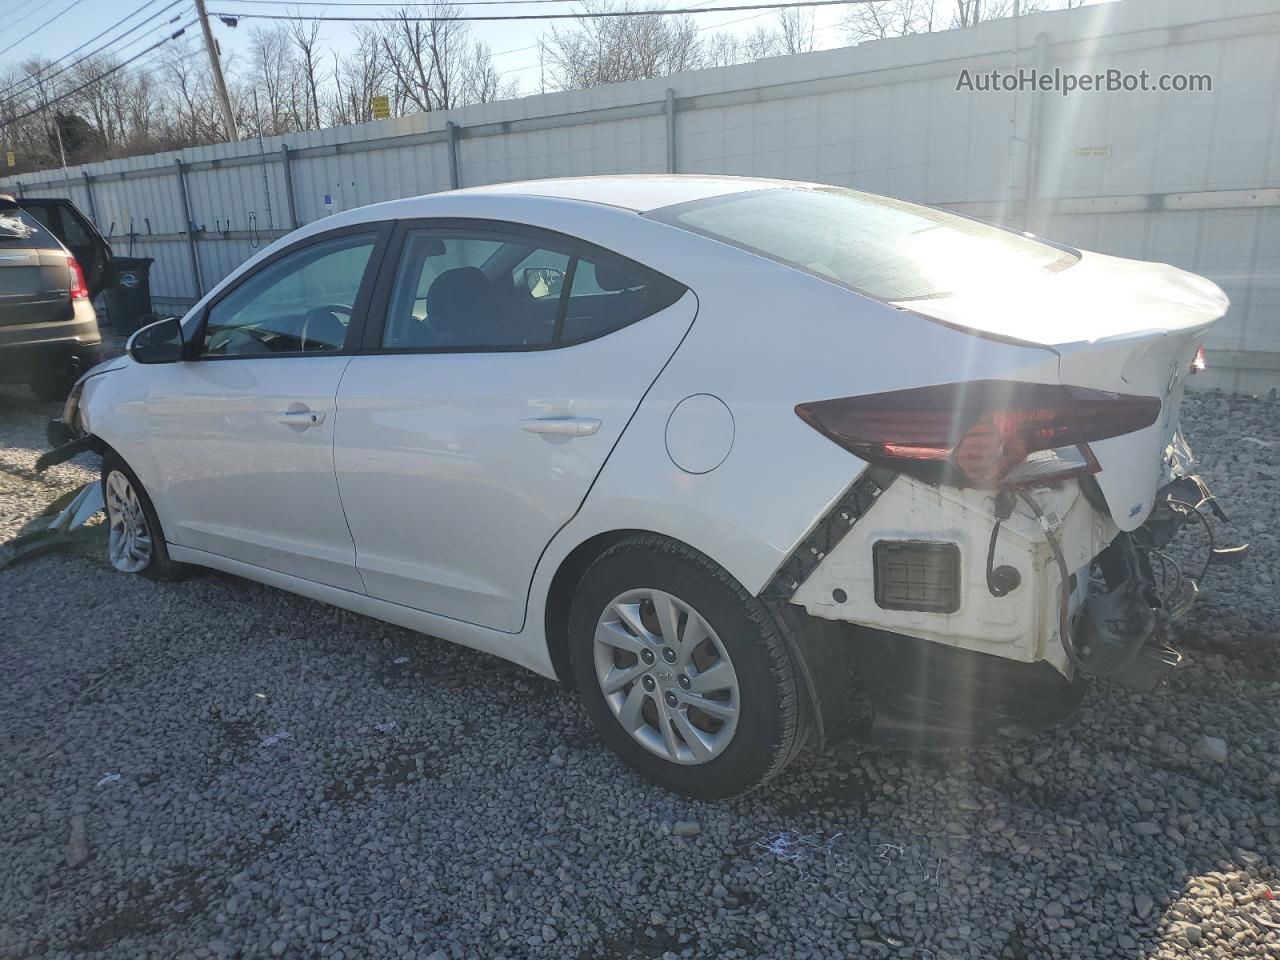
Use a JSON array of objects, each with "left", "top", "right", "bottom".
[{"left": 0, "top": 194, "right": 112, "bottom": 400}]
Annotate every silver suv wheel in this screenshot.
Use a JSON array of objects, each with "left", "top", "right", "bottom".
[
  {"left": 105, "top": 469, "right": 153, "bottom": 573},
  {"left": 592, "top": 588, "right": 740, "bottom": 765}
]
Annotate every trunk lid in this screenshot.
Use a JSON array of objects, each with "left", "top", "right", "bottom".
[{"left": 895, "top": 250, "right": 1228, "bottom": 529}]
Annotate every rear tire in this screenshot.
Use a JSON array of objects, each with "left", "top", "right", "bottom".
[
  {"left": 100, "top": 450, "right": 190, "bottom": 582},
  {"left": 568, "top": 535, "right": 808, "bottom": 799}
]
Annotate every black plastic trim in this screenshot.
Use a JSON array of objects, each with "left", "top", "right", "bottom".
[{"left": 760, "top": 466, "right": 897, "bottom": 601}]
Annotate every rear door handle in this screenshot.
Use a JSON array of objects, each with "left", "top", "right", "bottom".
[
  {"left": 277, "top": 406, "right": 326, "bottom": 429},
  {"left": 521, "top": 416, "right": 601, "bottom": 437}
]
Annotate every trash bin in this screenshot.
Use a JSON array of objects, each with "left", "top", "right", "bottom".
[{"left": 104, "top": 257, "right": 154, "bottom": 336}]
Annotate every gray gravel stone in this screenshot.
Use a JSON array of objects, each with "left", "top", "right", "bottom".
[
  {"left": 1197, "top": 734, "right": 1229, "bottom": 763},
  {"left": 64, "top": 815, "right": 88, "bottom": 869}
]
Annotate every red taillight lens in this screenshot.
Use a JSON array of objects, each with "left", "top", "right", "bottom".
[
  {"left": 1191, "top": 346, "right": 1207, "bottom": 374},
  {"left": 67, "top": 255, "right": 89, "bottom": 300},
  {"left": 796, "top": 380, "right": 1161, "bottom": 489}
]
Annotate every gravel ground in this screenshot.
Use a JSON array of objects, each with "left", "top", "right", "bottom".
[{"left": 1, "top": 384, "right": 1278, "bottom": 960}]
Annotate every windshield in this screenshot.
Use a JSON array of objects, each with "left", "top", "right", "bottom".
[{"left": 648, "top": 186, "right": 1078, "bottom": 301}]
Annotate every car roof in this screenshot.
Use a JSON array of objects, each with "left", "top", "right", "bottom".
[{"left": 445, "top": 175, "right": 799, "bottom": 213}]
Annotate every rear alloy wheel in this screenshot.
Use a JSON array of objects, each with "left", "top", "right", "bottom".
[
  {"left": 569, "top": 535, "right": 807, "bottom": 798},
  {"left": 100, "top": 450, "right": 189, "bottom": 582},
  {"left": 593, "top": 588, "right": 741, "bottom": 765}
]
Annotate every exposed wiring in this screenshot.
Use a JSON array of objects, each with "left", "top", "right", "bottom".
[
  {"left": 984, "top": 490, "right": 1017, "bottom": 597},
  {"left": 1166, "top": 497, "right": 1216, "bottom": 585},
  {"left": 1015, "top": 489, "right": 1093, "bottom": 675}
]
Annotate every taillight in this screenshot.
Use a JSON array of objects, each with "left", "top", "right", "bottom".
[
  {"left": 67, "top": 255, "right": 89, "bottom": 300},
  {"left": 1190, "top": 346, "right": 1206, "bottom": 374},
  {"left": 795, "top": 380, "right": 1160, "bottom": 490}
]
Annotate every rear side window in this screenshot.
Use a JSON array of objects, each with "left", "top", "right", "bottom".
[
  {"left": 561, "top": 257, "right": 662, "bottom": 344},
  {"left": 380, "top": 226, "right": 684, "bottom": 352},
  {"left": 648, "top": 187, "right": 1078, "bottom": 301}
]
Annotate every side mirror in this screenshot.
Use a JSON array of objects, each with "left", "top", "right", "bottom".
[
  {"left": 522, "top": 266, "right": 565, "bottom": 300},
  {"left": 128, "top": 316, "right": 185, "bottom": 364}
]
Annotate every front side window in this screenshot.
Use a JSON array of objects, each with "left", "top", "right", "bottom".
[
  {"left": 200, "top": 233, "right": 376, "bottom": 357},
  {"left": 648, "top": 187, "right": 1078, "bottom": 302},
  {"left": 381, "top": 227, "right": 683, "bottom": 351}
]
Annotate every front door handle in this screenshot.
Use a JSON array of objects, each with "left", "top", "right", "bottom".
[
  {"left": 521, "top": 416, "right": 601, "bottom": 437},
  {"left": 277, "top": 405, "right": 326, "bottom": 430}
]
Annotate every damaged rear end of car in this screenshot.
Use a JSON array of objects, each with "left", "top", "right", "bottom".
[
  {"left": 653, "top": 185, "right": 1244, "bottom": 746},
  {"left": 793, "top": 259, "right": 1240, "bottom": 743}
]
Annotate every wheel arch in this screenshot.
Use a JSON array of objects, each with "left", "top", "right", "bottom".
[{"left": 543, "top": 528, "right": 648, "bottom": 688}]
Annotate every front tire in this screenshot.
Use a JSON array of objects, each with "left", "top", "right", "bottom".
[
  {"left": 568, "top": 535, "right": 807, "bottom": 799},
  {"left": 100, "top": 451, "right": 189, "bottom": 582}
]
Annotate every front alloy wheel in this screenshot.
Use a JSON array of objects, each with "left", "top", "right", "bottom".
[
  {"left": 593, "top": 588, "right": 740, "bottom": 765},
  {"left": 100, "top": 450, "right": 189, "bottom": 582},
  {"left": 105, "top": 469, "right": 152, "bottom": 573}
]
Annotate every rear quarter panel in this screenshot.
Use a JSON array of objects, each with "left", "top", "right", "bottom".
[{"left": 526, "top": 227, "right": 1066, "bottom": 636}]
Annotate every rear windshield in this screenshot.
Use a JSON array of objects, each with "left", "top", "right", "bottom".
[
  {"left": 0, "top": 205, "right": 53, "bottom": 247},
  {"left": 0, "top": 209, "right": 36, "bottom": 240},
  {"left": 647, "top": 187, "right": 1078, "bottom": 301}
]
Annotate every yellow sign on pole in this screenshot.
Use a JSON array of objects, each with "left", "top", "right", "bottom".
[
  {"left": 5, "top": 151, "right": 14, "bottom": 168},
  {"left": 371, "top": 95, "right": 391, "bottom": 120}
]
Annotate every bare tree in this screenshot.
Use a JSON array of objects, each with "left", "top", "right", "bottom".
[
  {"left": 155, "top": 41, "right": 224, "bottom": 145},
  {"left": 702, "top": 30, "right": 745, "bottom": 68},
  {"left": 776, "top": 7, "right": 816, "bottom": 55},
  {"left": 377, "top": 3, "right": 512, "bottom": 112},
  {"left": 286, "top": 18, "right": 325, "bottom": 129},
  {"left": 330, "top": 26, "right": 391, "bottom": 126},
  {"left": 846, "top": 0, "right": 1066, "bottom": 42},
  {"left": 249, "top": 26, "right": 299, "bottom": 135},
  {"left": 462, "top": 40, "right": 518, "bottom": 104},
  {"left": 844, "top": 0, "right": 939, "bottom": 42},
  {"left": 539, "top": 1, "right": 702, "bottom": 90},
  {"left": 379, "top": 4, "right": 466, "bottom": 112}
]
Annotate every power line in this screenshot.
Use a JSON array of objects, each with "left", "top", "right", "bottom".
[
  {"left": 210, "top": 0, "right": 869, "bottom": 21},
  {"left": 2, "top": 0, "right": 50, "bottom": 23},
  {"left": 0, "top": 0, "right": 190, "bottom": 109},
  {"left": 0, "top": 0, "right": 94, "bottom": 59},
  {"left": 0, "top": 22, "right": 193, "bottom": 130}
]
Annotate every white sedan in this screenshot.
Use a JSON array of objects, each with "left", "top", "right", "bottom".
[{"left": 59, "top": 176, "right": 1233, "bottom": 797}]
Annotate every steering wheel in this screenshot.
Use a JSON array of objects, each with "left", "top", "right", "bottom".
[{"left": 300, "top": 304, "right": 353, "bottom": 351}]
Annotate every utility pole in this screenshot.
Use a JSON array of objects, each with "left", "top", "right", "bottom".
[{"left": 194, "top": 0, "right": 239, "bottom": 142}]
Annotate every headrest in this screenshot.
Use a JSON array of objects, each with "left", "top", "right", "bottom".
[
  {"left": 427, "top": 267, "right": 495, "bottom": 337},
  {"left": 593, "top": 264, "right": 636, "bottom": 292}
]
